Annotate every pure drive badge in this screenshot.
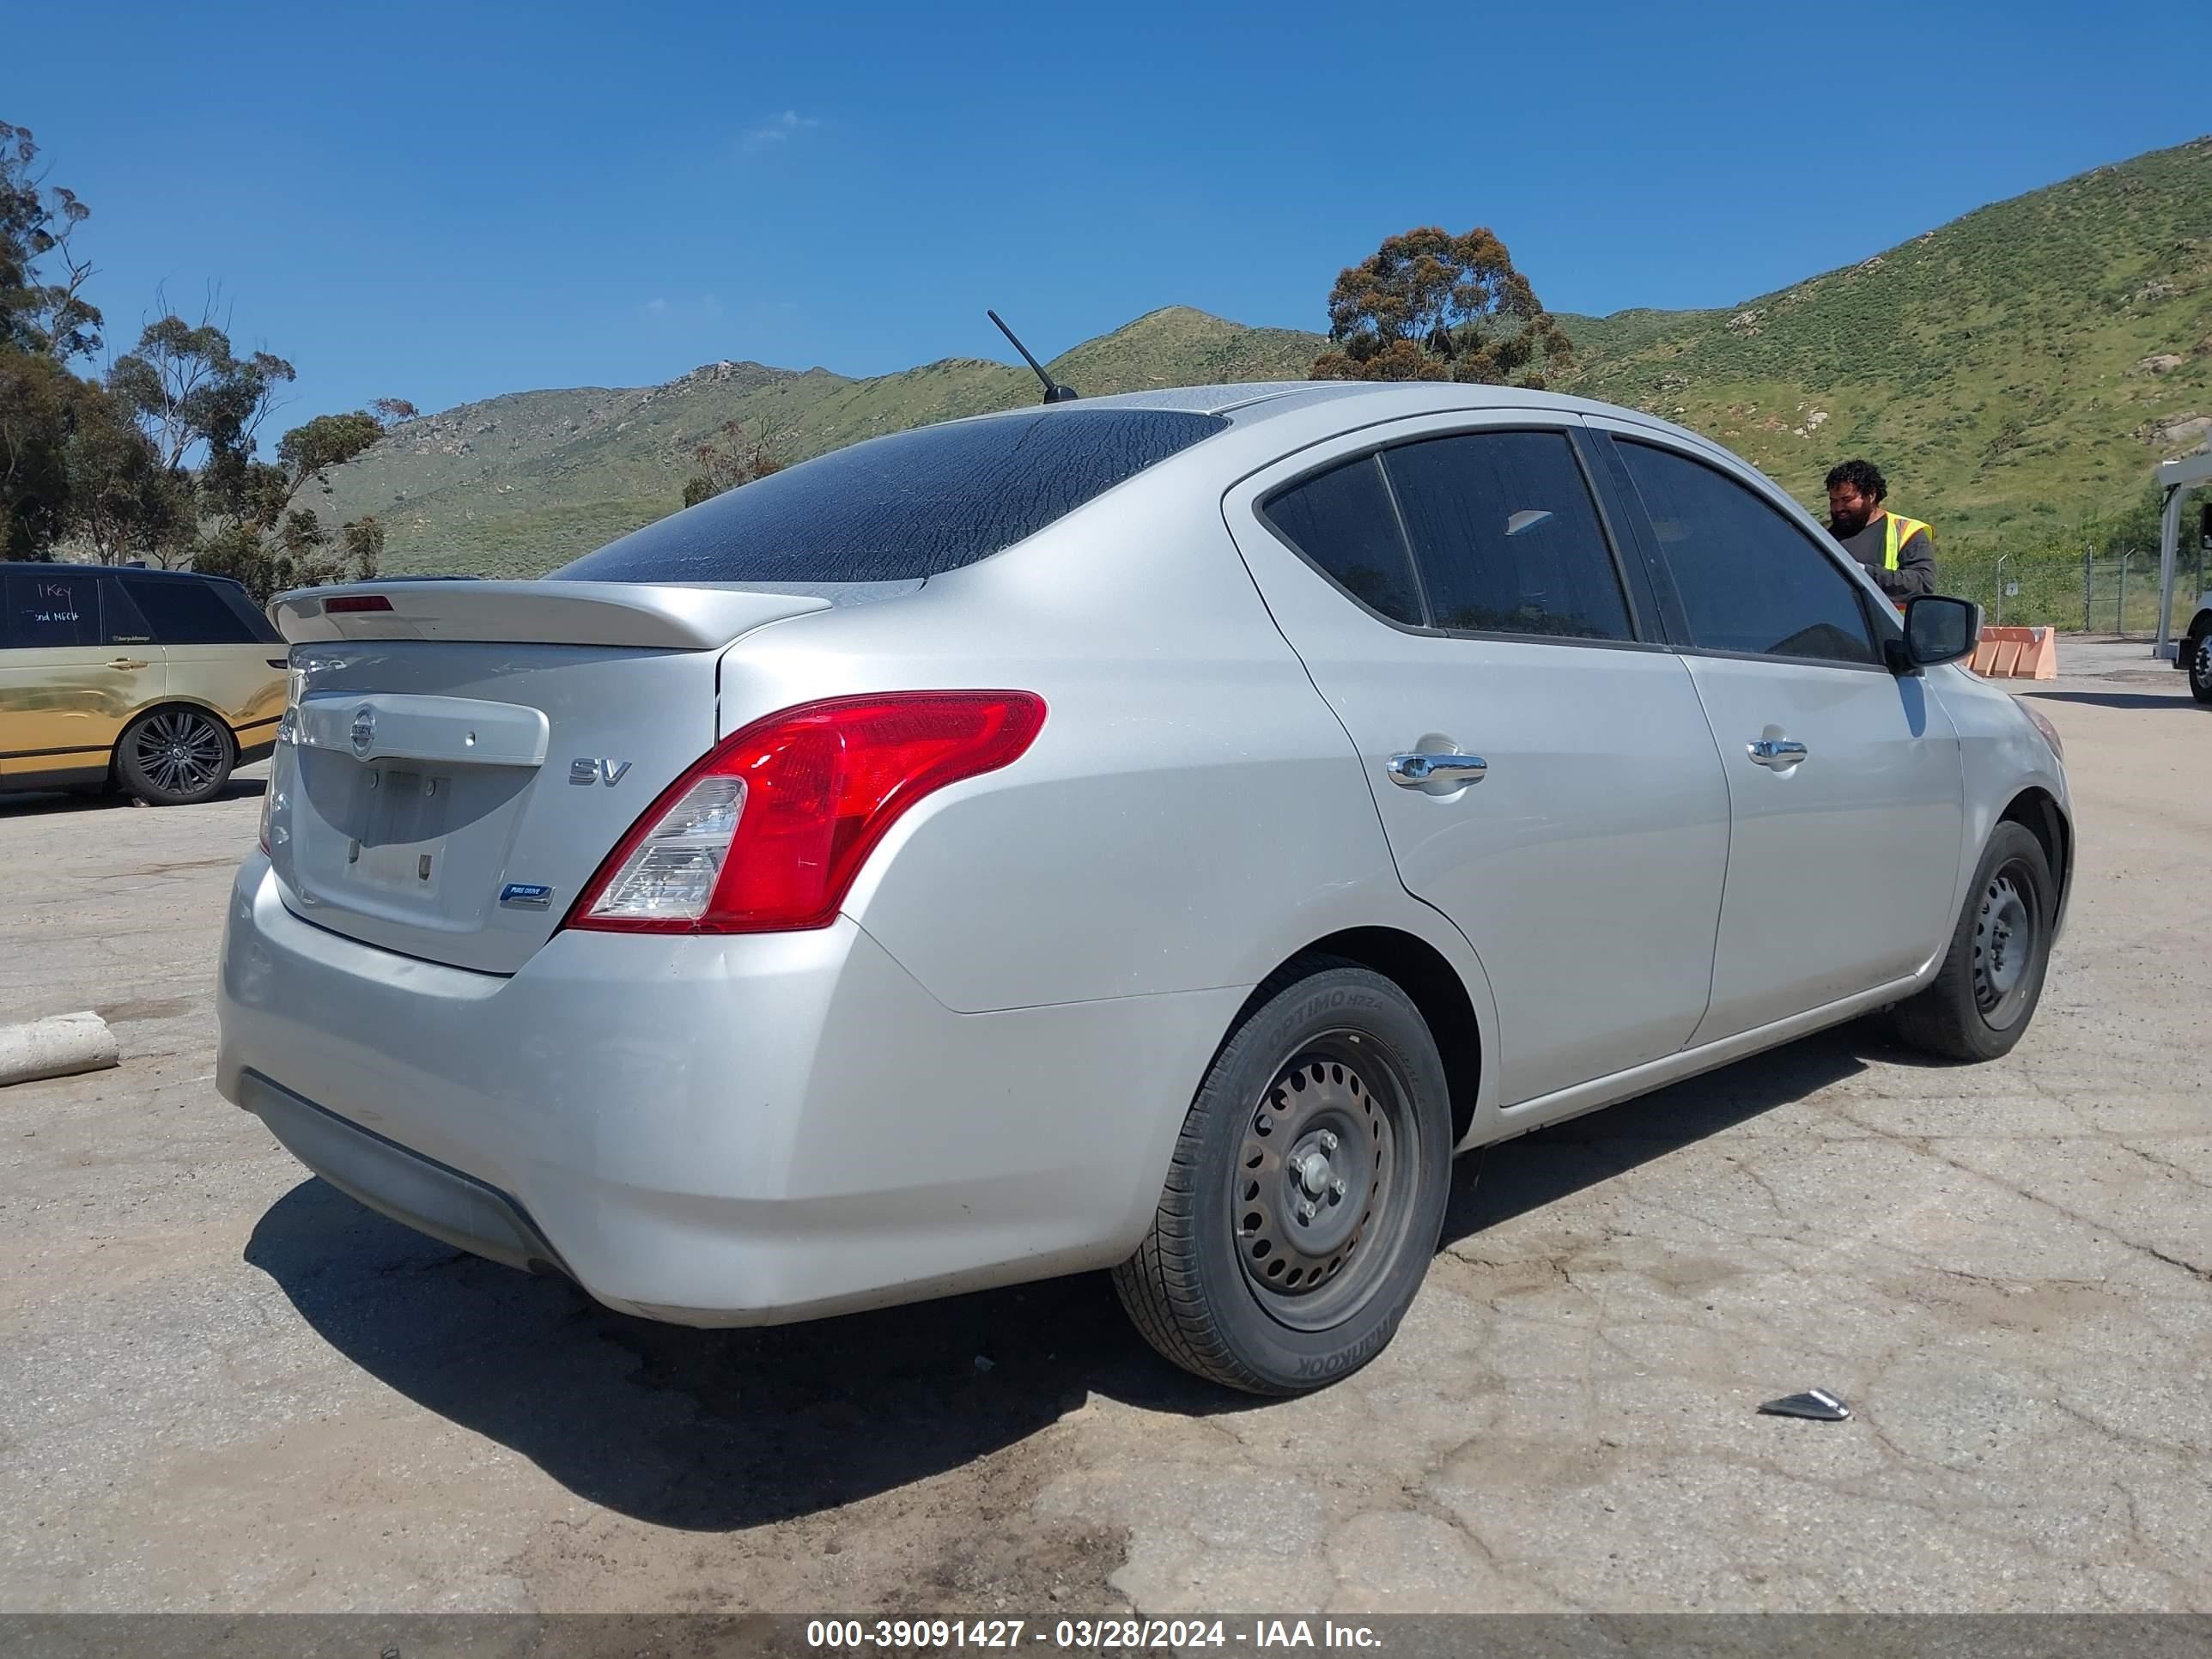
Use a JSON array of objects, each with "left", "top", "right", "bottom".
[{"left": 499, "top": 883, "right": 554, "bottom": 910}]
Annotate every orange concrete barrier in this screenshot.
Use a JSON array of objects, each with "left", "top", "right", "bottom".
[{"left": 1972, "top": 625, "right": 2057, "bottom": 680}]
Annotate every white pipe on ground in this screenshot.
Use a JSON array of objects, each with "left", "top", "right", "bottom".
[{"left": 0, "top": 1012, "right": 121, "bottom": 1087}]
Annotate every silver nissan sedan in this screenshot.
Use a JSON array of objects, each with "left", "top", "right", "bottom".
[{"left": 216, "top": 381, "right": 2073, "bottom": 1395}]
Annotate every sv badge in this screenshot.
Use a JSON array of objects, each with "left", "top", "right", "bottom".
[{"left": 568, "top": 758, "right": 633, "bottom": 787}]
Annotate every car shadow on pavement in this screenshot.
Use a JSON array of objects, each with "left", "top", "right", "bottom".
[
  {"left": 0, "top": 777, "right": 266, "bottom": 816},
  {"left": 2022, "top": 690, "right": 2193, "bottom": 710},
  {"left": 245, "top": 1018, "right": 1898, "bottom": 1531},
  {"left": 246, "top": 1177, "right": 1225, "bottom": 1532},
  {"left": 1443, "top": 1024, "right": 1876, "bottom": 1243}
]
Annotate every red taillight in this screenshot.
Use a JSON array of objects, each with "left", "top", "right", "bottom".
[
  {"left": 564, "top": 691, "right": 1047, "bottom": 935},
  {"left": 325, "top": 594, "right": 392, "bottom": 614}
]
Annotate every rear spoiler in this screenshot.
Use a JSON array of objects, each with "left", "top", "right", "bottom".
[{"left": 270, "top": 580, "right": 831, "bottom": 650}]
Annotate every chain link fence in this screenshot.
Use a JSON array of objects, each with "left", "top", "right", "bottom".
[{"left": 1943, "top": 542, "right": 2210, "bottom": 637}]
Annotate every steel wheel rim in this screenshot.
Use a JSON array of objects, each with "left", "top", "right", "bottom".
[
  {"left": 1972, "top": 858, "right": 2041, "bottom": 1029},
  {"left": 133, "top": 711, "right": 227, "bottom": 799},
  {"left": 2196, "top": 635, "right": 2212, "bottom": 690},
  {"left": 1231, "top": 1030, "right": 1422, "bottom": 1333}
]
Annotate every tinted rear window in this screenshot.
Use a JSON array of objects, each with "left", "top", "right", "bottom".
[
  {"left": 552, "top": 408, "right": 1228, "bottom": 586},
  {"left": 3, "top": 568, "right": 100, "bottom": 648},
  {"left": 1383, "top": 431, "right": 1632, "bottom": 641},
  {"left": 1261, "top": 454, "right": 1425, "bottom": 625},
  {"left": 123, "top": 576, "right": 266, "bottom": 645},
  {"left": 216, "top": 582, "right": 282, "bottom": 642}
]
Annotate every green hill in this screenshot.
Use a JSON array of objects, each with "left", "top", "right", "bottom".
[
  {"left": 315, "top": 139, "right": 2212, "bottom": 580},
  {"left": 316, "top": 307, "right": 1326, "bottom": 576},
  {"left": 1046, "top": 307, "right": 1328, "bottom": 393},
  {"left": 1552, "top": 136, "right": 2212, "bottom": 548}
]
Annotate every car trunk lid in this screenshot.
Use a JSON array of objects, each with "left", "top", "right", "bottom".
[{"left": 263, "top": 582, "right": 833, "bottom": 974}]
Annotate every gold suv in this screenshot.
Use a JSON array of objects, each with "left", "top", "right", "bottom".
[{"left": 2, "top": 562, "right": 285, "bottom": 806}]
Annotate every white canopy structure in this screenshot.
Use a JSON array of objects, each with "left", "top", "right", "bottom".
[{"left": 2154, "top": 442, "right": 2212, "bottom": 659}]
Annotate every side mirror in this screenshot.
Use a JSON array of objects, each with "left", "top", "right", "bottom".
[{"left": 1895, "top": 594, "right": 1980, "bottom": 672}]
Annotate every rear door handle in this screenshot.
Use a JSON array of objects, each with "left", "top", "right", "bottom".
[
  {"left": 1388, "top": 752, "right": 1488, "bottom": 787},
  {"left": 1747, "top": 738, "right": 1808, "bottom": 769},
  {"left": 108, "top": 658, "right": 151, "bottom": 672}
]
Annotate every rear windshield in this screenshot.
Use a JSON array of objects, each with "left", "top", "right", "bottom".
[{"left": 551, "top": 407, "right": 1228, "bottom": 586}]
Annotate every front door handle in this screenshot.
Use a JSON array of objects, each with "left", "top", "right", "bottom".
[
  {"left": 107, "top": 658, "right": 151, "bottom": 672},
  {"left": 1388, "top": 752, "right": 1488, "bottom": 788},
  {"left": 1747, "top": 738, "right": 1808, "bottom": 769}
]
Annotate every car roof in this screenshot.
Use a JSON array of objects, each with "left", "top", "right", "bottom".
[
  {"left": 972, "top": 380, "right": 1734, "bottom": 460},
  {"left": 5, "top": 562, "right": 244, "bottom": 586}
]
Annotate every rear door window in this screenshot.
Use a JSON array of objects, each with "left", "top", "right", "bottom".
[
  {"left": 1614, "top": 440, "right": 1878, "bottom": 665},
  {"left": 122, "top": 577, "right": 259, "bottom": 644},
  {"left": 102, "top": 580, "right": 155, "bottom": 644},
  {"left": 1382, "top": 430, "right": 1634, "bottom": 641},
  {"left": 1260, "top": 454, "right": 1424, "bottom": 625},
  {"left": 214, "top": 582, "right": 281, "bottom": 642},
  {"left": 3, "top": 568, "right": 101, "bottom": 649},
  {"left": 554, "top": 408, "right": 1229, "bottom": 585}
]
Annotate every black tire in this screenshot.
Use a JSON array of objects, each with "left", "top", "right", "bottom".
[
  {"left": 1112, "top": 957, "right": 1453, "bottom": 1395},
  {"left": 116, "top": 706, "right": 234, "bottom": 806},
  {"left": 2188, "top": 629, "right": 2212, "bottom": 705},
  {"left": 1893, "top": 822, "right": 2056, "bottom": 1062}
]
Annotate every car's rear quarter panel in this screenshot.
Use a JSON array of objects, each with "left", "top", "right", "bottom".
[{"left": 716, "top": 465, "right": 1492, "bottom": 1028}]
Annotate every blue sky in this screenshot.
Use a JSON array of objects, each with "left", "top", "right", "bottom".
[{"left": 10, "top": 0, "right": 2205, "bottom": 431}]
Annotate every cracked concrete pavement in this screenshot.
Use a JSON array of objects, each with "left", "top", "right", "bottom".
[{"left": 1, "top": 638, "right": 2206, "bottom": 1613}]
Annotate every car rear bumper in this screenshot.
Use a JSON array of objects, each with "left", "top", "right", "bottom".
[
  {"left": 240, "top": 1073, "right": 570, "bottom": 1274},
  {"left": 216, "top": 855, "right": 1240, "bottom": 1326}
]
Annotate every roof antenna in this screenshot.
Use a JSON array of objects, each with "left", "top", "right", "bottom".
[{"left": 988, "top": 310, "right": 1079, "bottom": 404}]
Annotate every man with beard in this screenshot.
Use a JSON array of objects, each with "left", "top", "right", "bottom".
[{"left": 1825, "top": 459, "right": 1935, "bottom": 605}]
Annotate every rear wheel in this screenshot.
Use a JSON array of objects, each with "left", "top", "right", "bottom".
[
  {"left": 2188, "top": 629, "right": 2212, "bottom": 705},
  {"left": 1112, "top": 958, "right": 1452, "bottom": 1395},
  {"left": 117, "top": 707, "right": 234, "bottom": 806},
  {"left": 1893, "top": 822, "right": 2055, "bottom": 1062}
]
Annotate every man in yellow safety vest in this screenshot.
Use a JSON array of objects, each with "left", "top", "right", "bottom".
[{"left": 1825, "top": 459, "right": 1934, "bottom": 605}]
